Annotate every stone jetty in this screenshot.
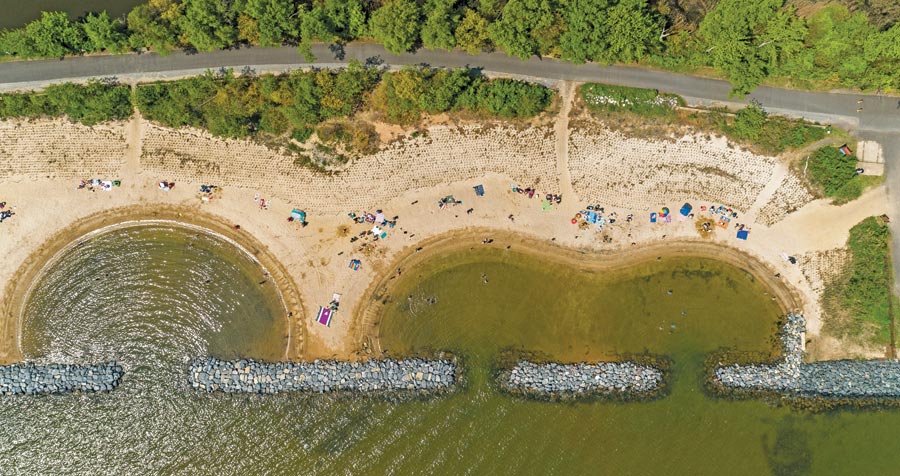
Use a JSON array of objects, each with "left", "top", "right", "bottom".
[
  {"left": 714, "top": 314, "right": 900, "bottom": 399},
  {"left": 501, "top": 360, "right": 665, "bottom": 399},
  {"left": 0, "top": 362, "right": 123, "bottom": 396},
  {"left": 189, "top": 357, "right": 457, "bottom": 394}
]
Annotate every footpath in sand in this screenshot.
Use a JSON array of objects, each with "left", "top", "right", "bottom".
[{"left": 0, "top": 110, "right": 890, "bottom": 364}]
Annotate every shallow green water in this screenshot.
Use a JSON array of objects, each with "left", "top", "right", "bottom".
[{"left": 3, "top": 231, "right": 900, "bottom": 475}]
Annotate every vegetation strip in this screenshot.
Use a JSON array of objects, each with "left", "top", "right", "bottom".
[
  {"left": 0, "top": 362, "right": 123, "bottom": 395},
  {"left": 136, "top": 66, "right": 551, "bottom": 142},
  {"left": 713, "top": 314, "right": 900, "bottom": 402},
  {"left": 823, "top": 216, "right": 894, "bottom": 345},
  {"left": 189, "top": 357, "right": 457, "bottom": 395}
]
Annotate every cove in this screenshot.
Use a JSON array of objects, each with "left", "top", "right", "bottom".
[
  {"left": 378, "top": 248, "right": 900, "bottom": 475},
  {"left": 3, "top": 230, "right": 900, "bottom": 474}
]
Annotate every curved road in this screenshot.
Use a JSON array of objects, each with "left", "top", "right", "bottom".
[{"left": 0, "top": 43, "right": 898, "bottom": 291}]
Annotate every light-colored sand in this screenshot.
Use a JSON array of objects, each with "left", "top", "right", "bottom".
[{"left": 0, "top": 113, "right": 890, "bottom": 363}]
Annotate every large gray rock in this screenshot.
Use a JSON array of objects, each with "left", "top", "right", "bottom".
[{"left": 188, "top": 358, "right": 457, "bottom": 395}]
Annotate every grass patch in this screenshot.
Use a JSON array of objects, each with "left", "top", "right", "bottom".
[
  {"left": 824, "top": 216, "right": 894, "bottom": 346},
  {"left": 579, "top": 83, "right": 683, "bottom": 117},
  {"left": 315, "top": 120, "right": 380, "bottom": 156},
  {"left": 831, "top": 174, "right": 884, "bottom": 205}
]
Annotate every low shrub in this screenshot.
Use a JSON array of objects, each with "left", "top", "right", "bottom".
[
  {"left": 0, "top": 80, "right": 132, "bottom": 125},
  {"left": 579, "top": 83, "right": 682, "bottom": 117}
]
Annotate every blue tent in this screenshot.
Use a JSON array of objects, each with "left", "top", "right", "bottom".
[
  {"left": 291, "top": 209, "right": 306, "bottom": 222},
  {"left": 737, "top": 229, "right": 749, "bottom": 240},
  {"left": 679, "top": 203, "right": 693, "bottom": 217},
  {"left": 473, "top": 184, "right": 485, "bottom": 196},
  {"left": 585, "top": 211, "right": 598, "bottom": 224},
  {"left": 650, "top": 212, "right": 658, "bottom": 223}
]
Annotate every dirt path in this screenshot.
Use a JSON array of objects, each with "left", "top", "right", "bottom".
[
  {"left": 123, "top": 89, "right": 143, "bottom": 180},
  {"left": 746, "top": 162, "right": 788, "bottom": 220},
  {"left": 555, "top": 81, "right": 578, "bottom": 207}
]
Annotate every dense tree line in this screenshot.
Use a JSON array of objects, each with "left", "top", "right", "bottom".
[
  {"left": 1, "top": 1, "right": 898, "bottom": 95},
  {"left": 135, "top": 64, "right": 551, "bottom": 140}
]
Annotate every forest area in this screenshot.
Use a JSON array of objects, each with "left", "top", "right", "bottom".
[{"left": 0, "top": 0, "right": 898, "bottom": 96}]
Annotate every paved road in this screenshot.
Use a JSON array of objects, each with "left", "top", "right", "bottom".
[
  {"left": 1, "top": 43, "right": 898, "bottom": 290},
  {"left": 2, "top": 44, "right": 899, "bottom": 131}
]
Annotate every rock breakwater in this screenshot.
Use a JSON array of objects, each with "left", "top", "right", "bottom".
[
  {"left": 0, "top": 362, "right": 123, "bottom": 395},
  {"left": 501, "top": 360, "right": 665, "bottom": 400},
  {"left": 189, "top": 357, "right": 458, "bottom": 394},
  {"left": 713, "top": 314, "right": 900, "bottom": 400}
]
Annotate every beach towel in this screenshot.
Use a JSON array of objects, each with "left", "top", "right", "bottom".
[{"left": 316, "top": 307, "right": 333, "bottom": 326}]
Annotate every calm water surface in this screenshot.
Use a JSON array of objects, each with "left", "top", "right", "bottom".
[{"left": 2, "top": 231, "right": 900, "bottom": 475}]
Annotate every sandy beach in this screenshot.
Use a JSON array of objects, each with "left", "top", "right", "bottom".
[{"left": 0, "top": 85, "right": 890, "bottom": 364}]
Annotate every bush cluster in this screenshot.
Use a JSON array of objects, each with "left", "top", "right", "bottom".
[
  {"left": 135, "top": 65, "right": 551, "bottom": 140},
  {"left": 807, "top": 146, "right": 861, "bottom": 200},
  {"left": 0, "top": 80, "right": 132, "bottom": 125},
  {"left": 371, "top": 68, "right": 551, "bottom": 124}
]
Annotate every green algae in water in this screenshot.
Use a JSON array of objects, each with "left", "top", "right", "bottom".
[
  {"left": 5, "top": 237, "right": 900, "bottom": 475},
  {"left": 378, "top": 249, "right": 900, "bottom": 475}
]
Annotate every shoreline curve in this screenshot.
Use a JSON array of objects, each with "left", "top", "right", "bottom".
[
  {"left": 0, "top": 205, "right": 307, "bottom": 365},
  {"left": 351, "top": 228, "right": 802, "bottom": 356}
]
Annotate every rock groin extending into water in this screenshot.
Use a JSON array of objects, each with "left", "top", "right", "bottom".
[
  {"left": 0, "top": 362, "right": 123, "bottom": 396},
  {"left": 713, "top": 314, "right": 900, "bottom": 402},
  {"left": 189, "top": 357, "right": 458, "bottom": 395},
  {"left": 500, "top": 360, "right": 666, "bottom": 400}
]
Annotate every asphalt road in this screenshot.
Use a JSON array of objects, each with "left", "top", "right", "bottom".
[{"left": 1, "top": 43, "right": 898, "bottom": 291}]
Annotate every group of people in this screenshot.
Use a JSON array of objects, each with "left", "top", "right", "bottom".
[
  {"left": 0, "top": 201, "right": 13, "bottom": 223},
  {"left": 78, "top": 179, "right": 118, "bottom": 192},
  {"left": 199, "top": 184, "right": 219, "bottom": 202},
  {"left": 348, "top": 210, "right": 397, "bottom": 227},
  {"left": 253, "top": 193, "right": 269, "bottom": 210}
]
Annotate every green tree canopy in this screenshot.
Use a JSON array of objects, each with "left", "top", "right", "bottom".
[
  {"left": 244, "top": 0, "right": 297, "bottom": 46},
  {"left": 421, "top": 0, "right": 460, "bottom": 51},
  {"left": 862, "top": 23, "right": 900, "bottom": 90},
  {"left": 489, "top": 0, "right": 558, "bottom": 59},
  {"left": 82, "top": 11, "right": 127, "bottom": 53},
  {"left": 698, "top": 0, "right": 806, "bottom": 96},
  {"left": 126, "top": 0, "right": 182, "bottom": 53},
  {"left": 779, "top": 5, "right": 871, "bottom": 86},
  {"left": 24, "top": 11, "right": 86, "bottom": 58},
  {"left": 179, "top": 0, "right": 238, "bottom": 51},
  {"left": 369, "top": 0, "right": 422, "bottom": 54},
  {"left": 559, "top": 0, "right": 610, "bottom": 64},
  {"left": 322, "top": 0, "right": 368, "bottom": 39},
  {"left": 604, "top": 0, "right": 660, "bottom": 63},
  {"left": 455, "top": 9, "right": 492, "bottom": 54}
]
